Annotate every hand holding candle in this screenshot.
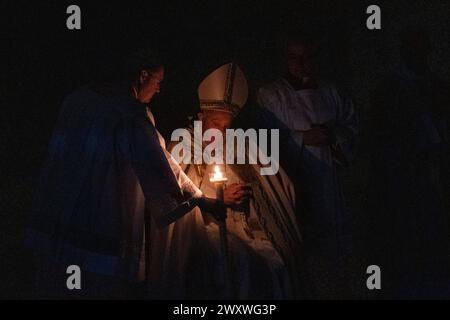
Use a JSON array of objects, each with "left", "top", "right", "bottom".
[{"left": 223, "top": 183, "right": 252, "bottom": 210}]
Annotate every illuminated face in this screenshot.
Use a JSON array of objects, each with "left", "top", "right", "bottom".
[
  {"left": 137, "top": 67, "right": 164, "bottom": 103},
  {"left": 286, "top": 43, "right": 317, "bottom": 79},
  {"left": 198, "top": 110, "right": 233, "bottom": 145},
  {"left": 199, "top": 110, "right": 233, "bottom": 134}
]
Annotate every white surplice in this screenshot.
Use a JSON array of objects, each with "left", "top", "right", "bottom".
[
  {"left": 144, "top": 107, "right": 302, "bottom": 299},
  {"left": 193, "top": 164, "right": 292, "bottom": 299},
  {"left": 140, "top": 108, "right": 202, "bottom": 287},
  {"left": 257, "top": 78, "right": 358, "bottom": 297}
]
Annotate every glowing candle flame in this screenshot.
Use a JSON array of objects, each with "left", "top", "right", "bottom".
[
  {"left": 210, "top": 165, "right": 227, "bottom": 183},
  {"left": 213, "top": 165, "right": 222, "bottom": 180}
]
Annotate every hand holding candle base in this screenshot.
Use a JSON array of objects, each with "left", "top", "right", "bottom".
[{"left": 196, "top": 197, "right": 226, "bottom": 220}]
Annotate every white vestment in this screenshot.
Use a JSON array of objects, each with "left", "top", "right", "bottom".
[
  {"left": 257, "top": 78, "right": 358, "bottom": 297},
  {"left": 188, "top": 164, "right": 293, "bottom": 299},
  {"left": 144, "top": 107, "right": 303, "bottom": 299},
  {"left": 140, "top": 109, "right": 202, "bottom": 284},
  {"left": 146, "top": 123, "right": 303, "bottom": 299}
]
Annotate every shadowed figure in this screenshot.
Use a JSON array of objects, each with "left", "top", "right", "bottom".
[
  {"left": 255, "top": 31, "right": 358, "bottom": 299},
  {"left": 24, "top": 49, "right": 223, "bottom": 299},
  {"left": 367, "top": 26, "right": 450, "bottom": 299}
]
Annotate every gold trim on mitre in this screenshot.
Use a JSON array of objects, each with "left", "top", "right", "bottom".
[{"left": 198, "top": 62, "right": 248, "bottom": 116}]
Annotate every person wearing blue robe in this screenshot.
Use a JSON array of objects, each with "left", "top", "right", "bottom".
[{"left": 25, "top": 50, "right": 220, "bottom": 299}]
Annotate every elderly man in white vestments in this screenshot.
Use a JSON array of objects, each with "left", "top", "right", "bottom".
[
  {"left": 256, "top": 32, "right": 358, "bottom": 298},
  {"left": 153, "top": 63, "right": 304, "bottom": 299}
]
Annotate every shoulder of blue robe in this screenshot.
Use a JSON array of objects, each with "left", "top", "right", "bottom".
[{"left": 25, "top": 83, "right": 182, "bottom": 273}]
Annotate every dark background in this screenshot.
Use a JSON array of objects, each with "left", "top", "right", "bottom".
[{"left": 1, "top": 0, "right": 449, "bottom": 299}]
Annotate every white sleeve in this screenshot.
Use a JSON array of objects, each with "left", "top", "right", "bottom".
[{"left": 164, "top": 149, "right": 203, "bottom": 198}]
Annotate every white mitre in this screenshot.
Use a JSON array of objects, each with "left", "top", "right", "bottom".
[{"left": 198, "top": 62, "right": 248, "bottom": 116}]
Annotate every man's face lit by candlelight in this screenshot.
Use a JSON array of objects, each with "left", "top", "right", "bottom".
[
  {"left": 198, "top": 109, "right": 234, "bottom": 146},
  {"left": 136, "top": 67, "right": 164, "bottom": 103}
]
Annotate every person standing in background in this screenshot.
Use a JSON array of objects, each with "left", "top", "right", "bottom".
[{"left": 256, "top": 31, "right": 358, "bottom": 298}]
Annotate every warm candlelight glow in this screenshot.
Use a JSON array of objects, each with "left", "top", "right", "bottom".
[
  {"left": 210, "top": 165, "right": 228, "bottom": 183},
  {"left": 213, "top": 165, "right": 223, "bottom": 180}
]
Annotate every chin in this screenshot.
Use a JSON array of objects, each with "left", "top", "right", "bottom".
[{"left": 143, "top": 97, "right": 153, "bottom": 104}]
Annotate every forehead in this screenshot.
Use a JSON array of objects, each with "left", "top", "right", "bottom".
[{"left": 203, "top": 110, "right": 233, "bottom": 121}]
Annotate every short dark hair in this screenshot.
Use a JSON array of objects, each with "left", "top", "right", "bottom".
[{"left": 123, "top": 48, "right": 164, "bottom": 81}]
